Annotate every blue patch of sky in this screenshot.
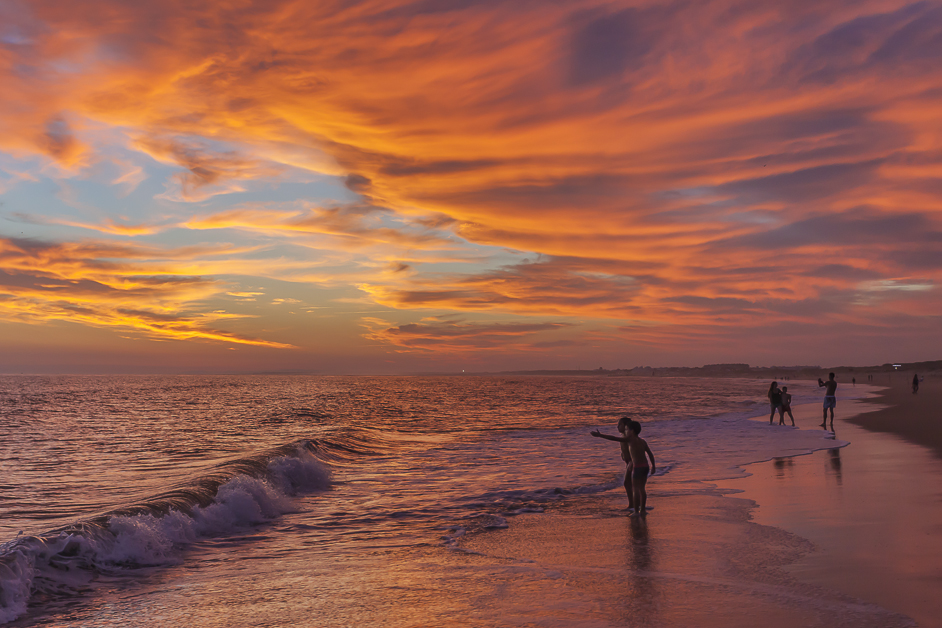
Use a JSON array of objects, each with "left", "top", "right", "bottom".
[
  {"left": 0, "top": 32, "right": 31, "bottom": 46},
  {"left": 657, "top": 186, "right": 713, "bottom": 199},
  {"left": 0, "top": 132, "right": 518, "bottom": 282},
  {"left": 719, "top": 210, "right": 780, "bottom": 225},
  {"left": 408, "top": 247, "right": 531, "bottom": 276},
  {"left": 571, "top": 270, "right": 636, "bottom": 284},
  {"left": 0, "top": 177, "right": 78, "bottom": 240},
  {"left": 191, "top": 177, "right": 360, "bottom": 211},
  {"left": 0, "top": 2, "right": 38, "bottom": 48},
  {"left": 0, "top": 148, "right": 359, "bottom": 234}
]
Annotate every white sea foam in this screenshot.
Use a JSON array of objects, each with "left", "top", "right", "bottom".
[
  {"left": 0, "top": 548, "right": 32, "bottom": 624},
  {"left": 0, "top": 449, "right": 330, "bottom": 624},
  {"left": 103, "top": 511, "right": 193, "bottom": 565}
]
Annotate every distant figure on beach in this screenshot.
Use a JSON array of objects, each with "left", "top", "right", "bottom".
[
  {"left": 913, "top": 374, "right": 919, "bottom": 394},
  {"left": 768, "top": 381, "right": 784, "bottom": 424},
  {"left": 780, "top": 386, "right": 795, "bottom": 426},
  {"left": 591, "top": 419, "right": 656, "bottom": 517},
  {"left": 852, "top": 377, "right": 855, "bottom": 387},
  {"left": 818, "top": 373, "right": 837, "bottom": 430}
]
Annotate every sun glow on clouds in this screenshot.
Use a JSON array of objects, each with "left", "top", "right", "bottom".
[
  {"left": 0, "top": 0, "right": 941, "bottom": 369},
  {"left": 361, "top": 316, "right": 573, "bottom": 353},
  {"left": 0, "top": 237, "right": 292, "bottom": 347}
]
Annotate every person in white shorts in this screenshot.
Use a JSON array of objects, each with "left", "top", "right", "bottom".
[{"left": 818, "top": 372, "right": 837, "bottom": 430}]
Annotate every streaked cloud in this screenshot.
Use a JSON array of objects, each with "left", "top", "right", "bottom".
[
  {"left": 361, "top": 316, "right": 572, "bottom": 352},
  {"left": 0, "top": 237, "right": 293, "bottom": 347},
  {"left": 0, "top": 0, "right": 940, "bottom": 369}
]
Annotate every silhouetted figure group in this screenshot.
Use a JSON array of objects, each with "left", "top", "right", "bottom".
[
  {"left": 767, "top": 381, "right": 795, "bottom": 426},
  {"left": 766, "top": 373, "right": 838, "bottom": 431},
  {"left": 591, "top": 418, "right": 656, "bottom": 517}
]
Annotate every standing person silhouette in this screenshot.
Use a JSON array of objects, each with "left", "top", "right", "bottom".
[
  {"left": 591, "top": 419, "right": 656, "bottom": 516},
  {"left": 589, "top": 417, "right": 635, "bottom": 511},
  {"left": 913, "top": 373, "right": 919, "bottom": 394},
  {"left": 780, "top": 386, "right": 795, "bottom": 426},
  {"left": 818, "top": 373, "right": 837, "bottom": 430},
  {"left": 768, "top": 381, "right": 783, "bottom": 425}
]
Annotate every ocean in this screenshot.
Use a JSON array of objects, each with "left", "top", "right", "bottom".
[{"left": 1, "top": 374, "right": 898, "bottom": 627}]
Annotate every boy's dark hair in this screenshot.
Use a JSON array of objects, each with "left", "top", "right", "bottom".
[
  {"left": 829, "top": 372, "right": 835, "bottom": 378},
  {"left": 617, "top": 416, "right": 631, "bottom": 431},
  {"left": 782, "top": 386, "right": 787, "bottom": 392},
  {"left": 629, "top": 420, "right": 642, "bottom": 435}
]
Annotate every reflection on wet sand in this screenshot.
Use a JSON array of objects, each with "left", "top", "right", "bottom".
[
  {"left": 827, "top": 448, "right": 842, "bottom": 485},
  {"left": 620, "top": 517, "right": 657, "bottom": 626},
  {"left": 721, "top": 401, "right": 942, "bottom": 627},
  {"left": 773, "top": 457, "right": 794, "bottom": 479}
]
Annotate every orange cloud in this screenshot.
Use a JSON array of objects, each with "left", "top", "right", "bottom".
[
  {"left": 1, "top": 0, "right": 941, "bottom": 364},
  {"left": 0, "top": 237, "right": 293, "bottom": 347},
  {"left": 182, "top": 203, "right": 468, "bottom": 256},
  {"left": 361, "top": 316, "right": 572, "bottom": 352}
]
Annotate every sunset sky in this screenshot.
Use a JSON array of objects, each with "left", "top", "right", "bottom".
[{"left": 1, "top": 0, "right": 940, "bottom": 374}]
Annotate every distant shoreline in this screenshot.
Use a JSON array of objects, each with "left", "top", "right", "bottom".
[
  {"left": 1, "top": 361, "right": 938, "bottom": 378},
  {"left": 415, "top": 359, "right": 942, "bottom": 379}
]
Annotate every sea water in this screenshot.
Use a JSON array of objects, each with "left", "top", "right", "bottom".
[{"left": 0, "top": 375, "right": 880, "bottom": 626}]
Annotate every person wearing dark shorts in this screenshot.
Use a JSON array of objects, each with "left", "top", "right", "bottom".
[
  {"left": 590, "top": 417, "right": 636, "bottom": 511},
  {"left": 624, "top": 421, "right": 656, "bottom": 516},
  {"left": 780, "top": 386, "right": 795, "bottom": 426},
  {"left": 591, "top": 418, "right": 656, "bottom": 515}
]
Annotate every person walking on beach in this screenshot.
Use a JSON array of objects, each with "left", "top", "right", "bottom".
[
  {"left": 913, "top": 374, "right": 919, "bottom": 394},
  {"left": 818, "top": 373, "right": 837, "bottom": 430},
  {"left": 780, "top": 386, "right": 795, "bottom": 426},
  {"left": 591, "top": 419, "right": 656, "bottom": 516},
  {"left": 768, "top": 381, "right": 784, "bottom": 424}
]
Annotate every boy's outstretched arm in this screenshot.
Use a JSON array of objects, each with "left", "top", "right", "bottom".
[{"left": 591, "top": 430, "right": 628, "bottom": 442}]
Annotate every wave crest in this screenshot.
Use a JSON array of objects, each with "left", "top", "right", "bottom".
[{"left": 0, "top": 440, "right": 330, "bottom": 624}]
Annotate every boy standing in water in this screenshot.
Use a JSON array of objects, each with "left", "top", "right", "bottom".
[
  {"left": 590, "top": 417, "right": 635, "bottom": 511},
  {"left": 780, "top": 386, "right": 795, "bottom": 426},
  {"left": 591, "top": 419, "right": 656, "bottom": 516}
]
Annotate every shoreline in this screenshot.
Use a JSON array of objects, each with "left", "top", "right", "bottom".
[
  {"left": 850, "top": 372, "right": 942, "bottom": 458},
  {"left": 717, "top": 394, "right": 942, "bottom": 627},
  {"left": 450, "top": 385, "right": 939, "bottom": 627},
  {"left": 410, "top": 362, "right": 942, "bottom": 381}
]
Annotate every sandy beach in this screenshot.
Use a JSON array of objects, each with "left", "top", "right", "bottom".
[
  {"left": 450, "top": 379, "right": 942, "bottom": 627},
  {"left": 719, "top": 394, "right": 942, "bottom": 628},
  {"left": 849, "top": 372, "right": 942, "bottom": 456}
]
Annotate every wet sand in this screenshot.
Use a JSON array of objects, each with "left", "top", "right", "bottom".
[
  {"left": 716, "top": 395, "right": 942, "bottom": 627},
  {"left": 849, "top": 373, "right": 942, "bottom": 457},
  {"left": 451, "top": 387, "right": 941, "bottom": 627},
  {"left": 457, "top": 488, "right": 912, "bottom": 627}
]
